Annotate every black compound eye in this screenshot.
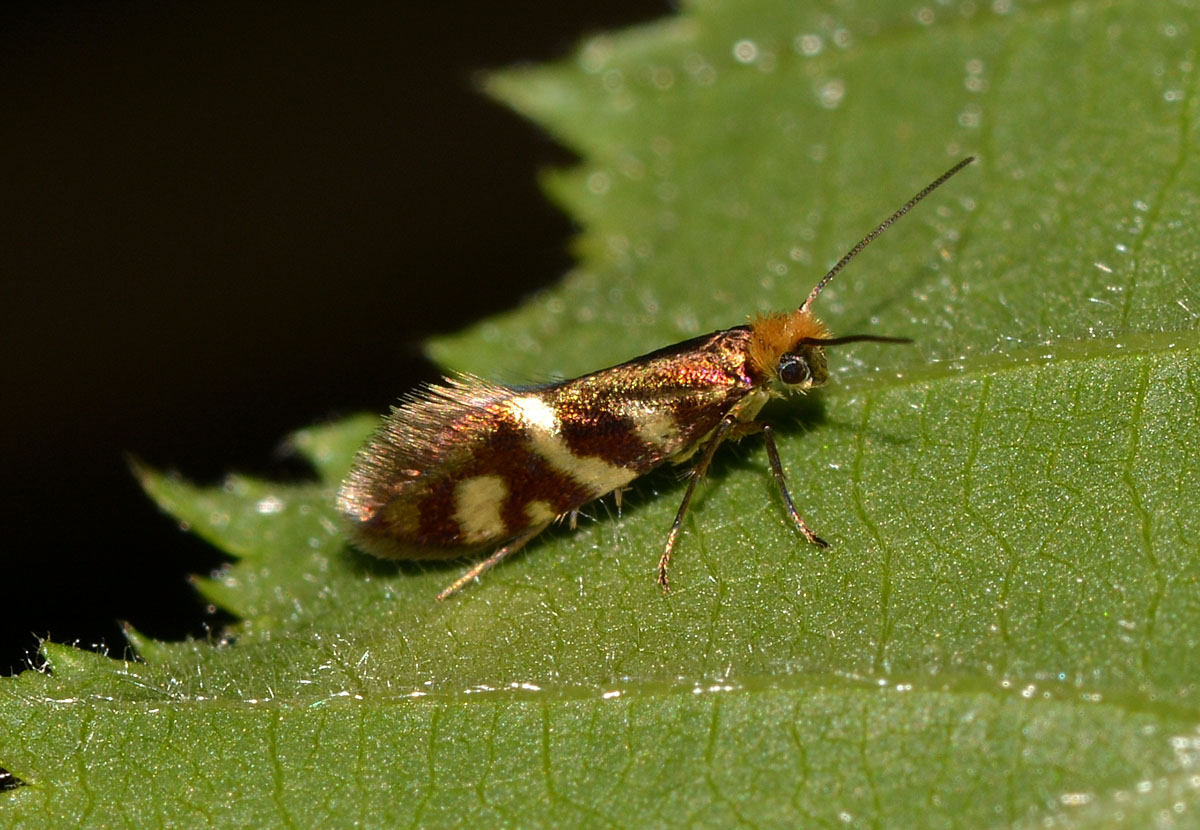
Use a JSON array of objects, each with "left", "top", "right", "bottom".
[{"left": 777, "top": 354, "right": 810, "bottom": 385}]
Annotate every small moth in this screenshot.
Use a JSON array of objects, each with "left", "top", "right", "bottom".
[{"left": 339, "top": 157, "right": 973, "bottom": 599}]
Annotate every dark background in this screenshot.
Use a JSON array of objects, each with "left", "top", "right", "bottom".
[{"left": 1, "top": 1, "right": 669, "bottom": 675}]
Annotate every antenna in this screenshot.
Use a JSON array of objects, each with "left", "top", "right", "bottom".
[{"left": 799, "top": 156, "right": 975, "bottom": 313}]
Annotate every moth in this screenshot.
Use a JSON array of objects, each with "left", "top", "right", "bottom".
[{"left": 338, "top": 157, "right": 973, "bottom": 599}]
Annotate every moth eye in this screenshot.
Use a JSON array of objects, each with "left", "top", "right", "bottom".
[{"left": 777, "top": 354, "right": 810, "bottom": 385}]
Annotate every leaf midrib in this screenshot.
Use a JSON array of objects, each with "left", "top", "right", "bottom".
[{"left": 27, "top": 667, "right": 1198, "bottom": 725}]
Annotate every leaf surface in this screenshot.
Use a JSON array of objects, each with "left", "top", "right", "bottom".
[{"left": 4, "top": 1, "right": 1200, "bottom": 826}]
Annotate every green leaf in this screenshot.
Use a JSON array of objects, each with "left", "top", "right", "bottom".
[{"left": 5, "top": 0, "right": 1200, "bottom": 827}]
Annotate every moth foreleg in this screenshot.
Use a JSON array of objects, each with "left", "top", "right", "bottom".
[
  {"left": 658, "top": 415, "right": 740, "bottom": 593},
  {"left": 760, "top": 423, "right": 828, "bottom": 548},
  {"left": 436, "top": 522, "right": 551, "bottom": 601}
]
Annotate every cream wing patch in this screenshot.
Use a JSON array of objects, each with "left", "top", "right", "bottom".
[
  {"left": 509, "top": 394, "right": 558, "bottom": 432},
  {"left": 632, "top": 408, "right": 680, "bottom": 449},
  {"left": 525, "top": 499, "right": 557, "bottom": 525},
  {"left": 507, "top": 395, "right": 637, "bottom": 496},
  {"left": 454, "top": 474, "right": 508, "bottom": 543}
]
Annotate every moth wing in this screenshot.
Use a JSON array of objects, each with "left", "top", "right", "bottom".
[
  {"left": 338, "top": 328, "right": 761, "bottom": 562},
  {"left": 543, "top": 327, "right": 762, "bottom": 476},
  {"left": 337, "top": 373, "right": 520, "bottom": 558}
]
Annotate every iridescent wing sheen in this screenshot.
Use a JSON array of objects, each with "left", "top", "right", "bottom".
[{"left": 336, "top": 328, "right": 764, "bottom": 559}]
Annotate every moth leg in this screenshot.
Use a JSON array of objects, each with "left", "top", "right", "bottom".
[
  {"left": 436, "top": 523, "right": 551, "bottom": 601},
  {"left": 658, "top": 415, "right": 739, "bottom": 593},
  {"left": 612, "top": 486, "right": 629, "bottom": 515},
  {"left": 760, "top": 423, "right": 828, "bottom": 548}
]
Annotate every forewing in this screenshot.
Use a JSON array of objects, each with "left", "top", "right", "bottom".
[
  {"left": 337, "top": 374, "right": 519, "bottom": 557},
  {"left": 337, "top": 329, "right": 760, "bottom": 560},
  {"left": 546, "top": 327, "right": 761, "bottom": 476}
]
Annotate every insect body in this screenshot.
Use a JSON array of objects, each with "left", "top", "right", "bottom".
[{"left": 338, "top": 157, "right": 974, "bottom": 599}]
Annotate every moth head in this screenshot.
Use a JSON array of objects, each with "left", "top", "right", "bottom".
[
  {"left": 751, "top": 156, "right": 973, "bottom": 393},
  {"left": 775, "top": 341, "right": 830, "bottom": 391},
  {"left": 749, "top": 311, "right": 904, "bottom": 394}
]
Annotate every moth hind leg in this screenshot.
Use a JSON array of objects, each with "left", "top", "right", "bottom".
[{"left": 436, "top": 523, "right": 551, "bottom": 601}]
